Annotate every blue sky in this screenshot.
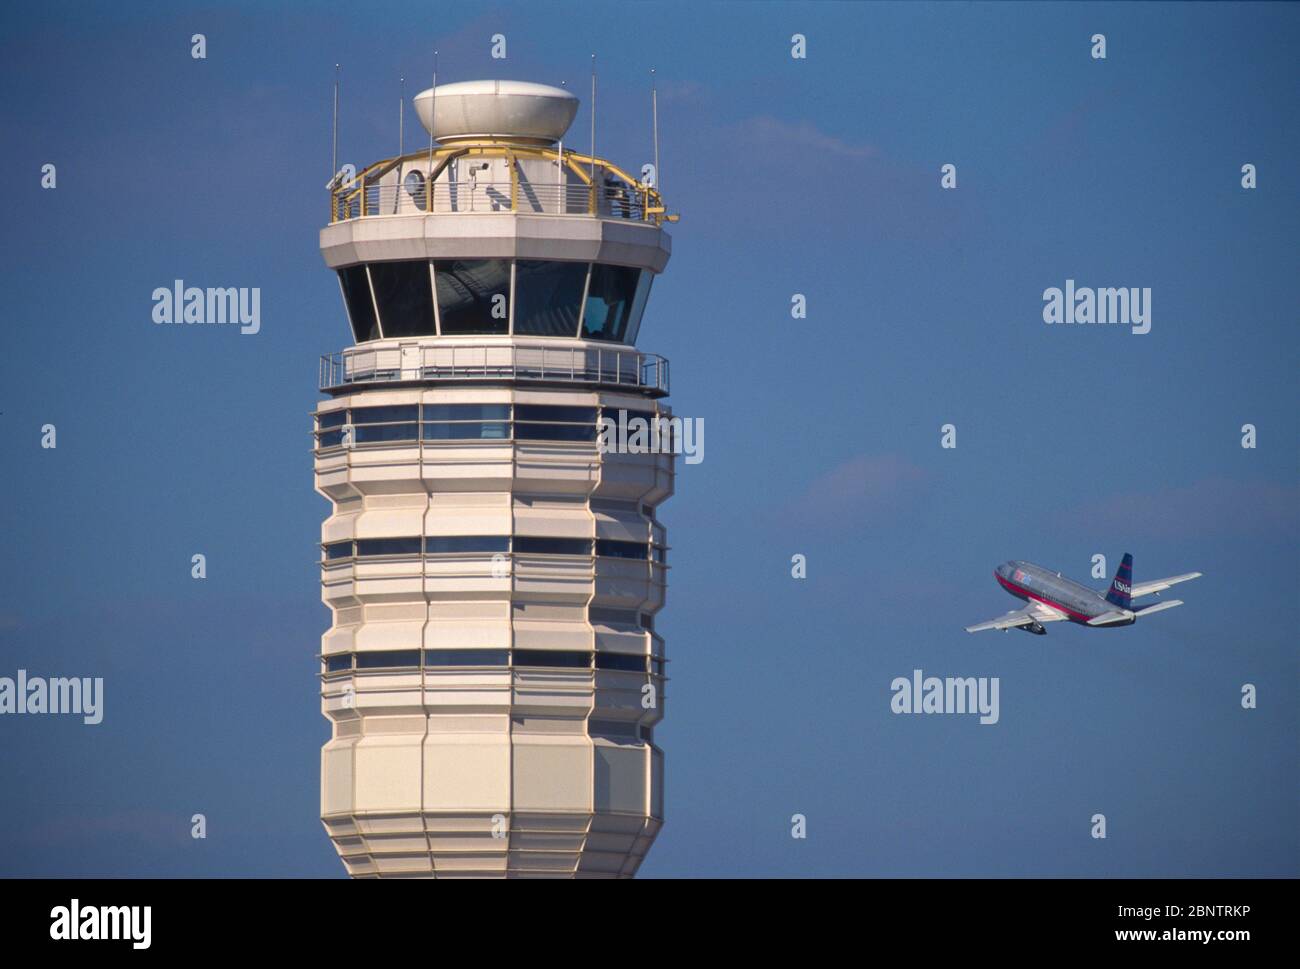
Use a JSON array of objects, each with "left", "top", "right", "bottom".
[{"left": 0, "top": 1, "right": 1295, "bottom": 876}]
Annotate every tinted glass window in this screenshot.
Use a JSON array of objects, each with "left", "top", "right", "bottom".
[
  {"left": 422, "top": 403, "right": 511, "bottom": 441},
  {"left": 624, "top": 270, "right": 653, "bottom": 345},
  {"left": 324, "top": 541, "right": 353, "bottom": 560},
  {"left": 515, "top": 405, "right": 597, "bottom": 442},
  {"left": 355, "top": 650, "right": 421, "bottom": 669},
  {"left": 350, "top": 405, "right": 418, "bottom": 443},
  {"left": 425, "top": 536, "right": 510, "bottom": 554},
  {"left": 514, "top": 260, "right": 588, "bottom": 336},
  {"left": 516, "top": 405, "right": 596, "bottom": 423},
  {"left": 588, "top": 718, "right": 638, "bottom": 738},
  {"left": 355, "top": 423, "right": 418, "bottom": 443},
  {"left": 423, "top": 422, "right": 510, "bottom": 440},
  {"left": 424, "top": 404, "right": 511, "bottom": 421},
  {"left": 605, "top": 408, "right": 668, "bottom": 448},
  {"left": 435, "top": 259, "right": 510, "bottom": 334},
  {"left": 596, "top": 540, "right": 648, "bottom": 560},
  {"left": 318, "top": 429, "right": 343, "bottom": 447},
  {"left": 515, "top": 423, "right": 597, "bottom": 442},
  {"left": 325, "top": 654, "right": 352, "bottom": 673},
  {"left": 352, "top": 405, "right": 419, "bottom": 424},
  {"left": 369, "top": 260, "right": 434, "bottom": 337},
  {"left": 589, "top": 607, "right": 639, "bottom": 626},
  {"left": 318, "top": 410, "right": 348, "bottom": 429},
  {"left": 513, "top": 536, "right": 592, "bottom": 556},
  {"left": 582, "top": 264, "right": 641, "bottom": 342},
  {"left": 425, "top": 649, "right": 509, "bottom": 667},
  {"left": 596, "top": 653, "right": 646, "bottom": 672},
  {"left": 356, "top": 538, "right": 422, "bottom": 556},
  {"left": 338, "top": 266, "right": 379, "bottom": 342},
  {"left": 513, "top": 650, "right": 591, "bottom": 669}
]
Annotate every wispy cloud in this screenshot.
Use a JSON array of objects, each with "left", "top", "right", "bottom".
[
  {"left": 1068, "top": 476, "right": 1299, "bottom": 539},
  {"left": 1035, "top": 83, "right": 1125, "bottom": 159},
  {"left": 24, "top": 809, "right": 192, "bottom": 850},
  {"left": 656, "top": 79, "right": 708, "bottom": 103},
  {"left": 690, "top": 114, "right": 968, "bottom": 242},
  {"left": 728, "top": 115, "right": 879, "bottom": 160},
  {"left": 785, "top": 454, "right": 927, "bottom": 529}
]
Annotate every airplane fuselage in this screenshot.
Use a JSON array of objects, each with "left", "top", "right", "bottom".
[{"left": 994, "top": 561, "right": 1133, "bottom": 628}]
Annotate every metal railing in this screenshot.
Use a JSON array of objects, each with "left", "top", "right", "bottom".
[
  {"left": 320, "top": 342, "right": 669, "bottom": 396},
  {"left": 332, "top": 180, "right": 650, "bottom": 222},
  {"left": 327, "top": 145, "right": 676, "bottom": 226}
]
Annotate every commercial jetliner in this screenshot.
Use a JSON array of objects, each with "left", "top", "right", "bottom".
[{"left": 965, "top": 554, "right": 1202, "bottom": 634}]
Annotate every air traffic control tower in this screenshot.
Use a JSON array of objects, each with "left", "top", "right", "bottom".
[{"left": 313, "top": 80, "right": 676, "bottom": 877}]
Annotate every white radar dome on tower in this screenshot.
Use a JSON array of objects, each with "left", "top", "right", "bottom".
[{"left": 413, "top": 79, "right": 579, "bottom": 146}]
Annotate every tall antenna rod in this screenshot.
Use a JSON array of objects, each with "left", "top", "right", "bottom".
[
  {"left": 427, "top": 51, "right": 438, "bottom": 184},
  {"left": 557, "top": 81, "right": 565, "bottom": 214},
  {"left": 331, "top": 64, "right": 340, "bottom": 177},
  {"left": 651, "top": 68, "right": 659, "bottom": 195},
  {"left": 590, "top": 55, "right": 597, "bottom": 188},
  {"left": 399, "top": 76, "right": 405, "bottom": 159}
]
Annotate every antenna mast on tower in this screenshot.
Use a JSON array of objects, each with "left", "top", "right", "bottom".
[
  {"left": 331, "top": 64, "right": 340, "bottom": 178},
  {"left": 651, "top": 68, "right": 659, "bottom": 193},
  {"left": 427, "top": 51, "right": 438, "bottom": 185}
]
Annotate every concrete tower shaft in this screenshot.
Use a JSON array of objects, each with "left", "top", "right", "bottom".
[{"left": 312, "top": 80, "right": 677, "bottom": 877}]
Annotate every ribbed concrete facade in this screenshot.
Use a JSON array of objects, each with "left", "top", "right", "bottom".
[{"left": 313, "top": 80, "right": 676, "bottom": 877}]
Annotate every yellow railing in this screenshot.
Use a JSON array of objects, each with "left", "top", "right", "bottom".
[{"left": 328, "top": 144, "right": 676, "bottom": 226}]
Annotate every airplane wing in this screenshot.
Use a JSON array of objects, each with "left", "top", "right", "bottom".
[
  {"left": 965, "top": 600, "right": 1067, "bottom": 633},
  {"left": 1129, "top": 572, "right": 1202, "bottom": 598}
]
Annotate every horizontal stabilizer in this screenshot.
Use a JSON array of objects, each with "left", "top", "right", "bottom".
[
  {"left": 1086, "top": 611, "right": 1133, "bottom": 627},
  {"left": 1133, "top": 599, "right": 1184, "bottom": 617},
  {"left": 1130, "top": 572, "right": 1202, "bottom": 598}
]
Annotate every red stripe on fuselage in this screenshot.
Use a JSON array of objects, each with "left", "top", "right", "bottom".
[{"left": 995, "top": 572, "right": 1096, "bottom": 622}]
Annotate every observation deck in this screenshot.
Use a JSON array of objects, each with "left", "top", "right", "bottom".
[
  {"left": 329, "top": 145, "right": 674, "bottom": 226},
  {"left": 328, "top": 80, "right": 674, "bottom": 229},
  {"left": 319, "top": 339, "right": 669, "bottom": 396}
]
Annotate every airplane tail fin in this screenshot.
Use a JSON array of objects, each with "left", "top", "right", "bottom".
[{"left": 1105, "top": 553, "right": 1133, "bottom": 609}]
